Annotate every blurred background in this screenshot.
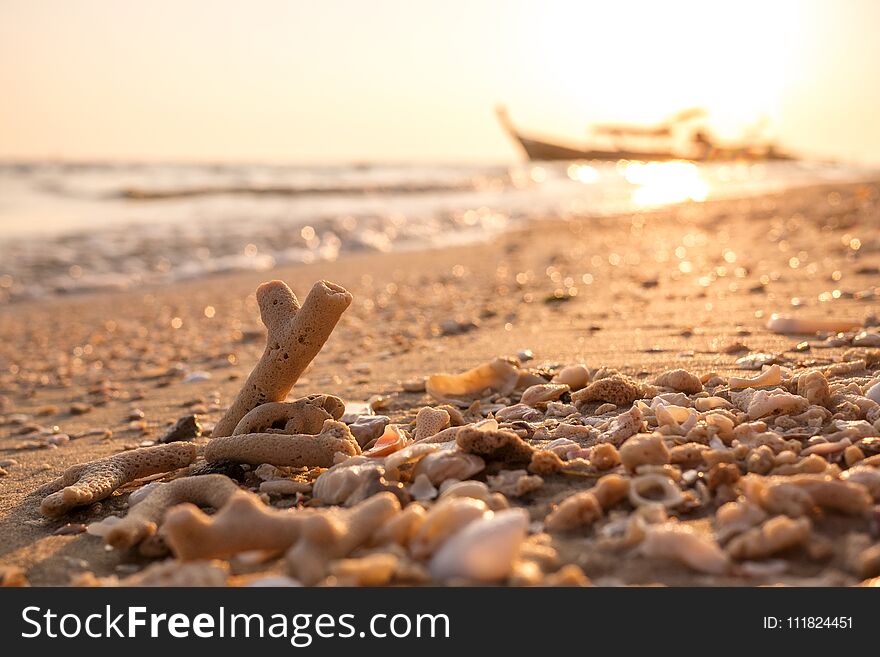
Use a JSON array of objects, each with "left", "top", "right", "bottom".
[{"left": 1, "top": 0, "right": 878, "bottom": 301}]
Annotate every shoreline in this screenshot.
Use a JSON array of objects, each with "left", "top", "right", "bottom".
[{"left": 1, "top": 178, "right": 879, "bottom": 586}]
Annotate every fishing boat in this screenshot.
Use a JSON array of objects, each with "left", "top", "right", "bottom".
[{"left": 496, "top": 106, "right": 794, "bottom": 163}]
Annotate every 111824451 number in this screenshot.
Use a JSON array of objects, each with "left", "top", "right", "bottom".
[{"left": 763, "top": 617, "right": 852, "bottom": 629}]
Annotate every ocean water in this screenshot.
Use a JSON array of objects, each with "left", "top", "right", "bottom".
[{"left": 0, "top": 159, "right": 875, "bottom": 302}]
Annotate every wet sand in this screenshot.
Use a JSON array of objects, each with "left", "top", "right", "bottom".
[{"left": 1, "top": 179, "right": 878, "bottom": 586}]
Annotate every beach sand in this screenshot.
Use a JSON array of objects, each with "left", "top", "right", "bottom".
[{"left": 1, "top": 180, "right": 878, "bottom": 586}]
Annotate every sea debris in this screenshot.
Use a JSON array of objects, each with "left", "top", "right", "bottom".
[
  {"left": 428, "top": 508, "right": 528, "bottom": 582},
  {"left": 204, "top": 419, "right": 360, "bottom": 467},
  {"left": 487, "top": 469, "right": 543, "bottom": 498},
  {"left": 571, "top": 374, "right": 643, "bottom": 407},
  {"left": 544, "top": 474, "right": 629, "bottom": 532},
  {"left": 628, "top": 473, "right": 683, "bottom": 509},
  {"left": 363, "top": 424, "right": 409, "bottom": 457},
  {"left": 158, "top": 415, "right": 202, "bottom": 443},
  {"left": 286, "top": 493, "right": 401, "bottom": 585},
  {"left": 653, "top": 369, "right": 702, "bottom": 394},
  {"left": 104, "top": 474, "right": 240, "bottom": 550},
  {"left": 409, "top": 497, "right": 490, "bottom": 559},
  {"left": 426, "top": 358, "right": 520, "bottom": 405},
  {"left": 619, "top": 433, "right": 670, "bottom": 472},
  {"left": 414, "top": 407, "right": 451, "bottom": 441},
  {"left": 412, "top": 449, "right": 485, "bottom": 484},
  {"left": 641, "top": 522, "right": 729, "bottom": 574},
  {"left": 213, "top": 280, "right": 352, "bottom": 437},
  {"left": 39, "top": 443, "right": 197, "bottom": 517},
  {"left": 726, "top": 516, "right": 812, "bottom": 560},
  {"left": 520, "top": 383, "right": 569, "bottom": 407},
  {"left": 551, "top": 364, "right": 590, "bottom": 390},
  {"left": 766, "top": 314, "right": 862, "bottom": 335},
  {"left": 232, "top": 395, "right": 344, "bottom": 435},
  {"left": 728, "top": 364, "right": 783, "bottom": 390},
  {"left": 456, "top": 425, "right": 534, "bottom": 464}
]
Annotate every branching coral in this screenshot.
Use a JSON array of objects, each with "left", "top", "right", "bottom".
[
  {"left": 213, "top": 280, "right": 352, "bottom": 437},
  {"left": 39, "top": 443, "right": 197, "bottom": 517},
  {"left": 205, "top": 419, "right": 360, "bottom": 467}
]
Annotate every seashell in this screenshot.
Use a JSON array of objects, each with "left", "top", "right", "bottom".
[
  {"left": 363, "top": 424, "right": 409, "bottom": 458},
  {"left": 428, "top": 508, "right": 528, "bottom": 582},
  {"left": 598, "top": 406, "right": 644, "bottom": 445},
  {"left": 436, "top": 480, "right": 508, "bottom": 511},
  {"left": 487, "top": 469, "right": 543, "bottom": 497},
  {"left": 426, "top": 358, "right": 520, "bottom": 405},
  {"left": 641, "top": 522, "right": 729, "bottom": 574},
  {"left": 743, "top": 388, "right": 809, "bottom": 420},
  {"left": 628, "top": 473, "right": 683, "bottom": 508},
  {"left": 409, "top": 474, "right": 439, "bottom": 501},
  {"left": 520, "top": 383, "right": 569, "bottom": 407},
  {"left": 551, "top": 364, "right": 590, "bottom": 390},
  {"left": 866, "top": 382, "right": 880, "bottom": 405},
  {"left": 383, "top": 443, "right": 442, "bottom": 480},
  {"left": 341, "top": 402, "right": 373, "bottom": 424},
  {"left": 412, "top": 449, "right": 484, "bottom": 485},
  {"left": 694, "top": 397, "right": 731, "bottom": 413},
  {"left": 312, "top": 457, "right": 383, "bottom": 504},
  {"left": 728, "top": 364, "right": 782, "bottom": 390},
  {"left": 409, "top": 497, "right": 490, "bottom": 559},
  {"left": 620, "top": 433, "right": 669, "bottom": 472},
  {"left": 734, "top": 353, "right": 777, "bottom": 370},
  {"left": 766, "top": 314, "right": 861, "bottom": 335},
  {"left": 347, "top": 415, "right": 390, "bottom": 448},
  {"left": 654, "top": 403, "right": 695, "bottom": 427},
  {"left": 494, "top": 404, "right": 544, "bottom": 422},
  {"left": 652, "top": 392, "right": 692, "bottom": 407}
]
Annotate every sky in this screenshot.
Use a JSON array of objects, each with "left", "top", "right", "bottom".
[{"left": 1, "top": 0, "right": 879, "bottom": 164}]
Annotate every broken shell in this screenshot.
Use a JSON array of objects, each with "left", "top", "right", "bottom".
[
  {"left": 551, "top": 364, "right": 590, "bottom": 390},
  {"left": 628, "top": 473, "right": 683, "bottom": 508},
  {"left": 426, "top": 358, "right": 519, "bottom": 405},
  {"left": 743, "top": 388, "right": 809, "bottom": 420},
  {"left": 383, "top": 443, "right": 442, "bottom": 480},
  {"left": 487, "top": 469, "right": 543, "bottom": 498},
  {"left": 728, "top": 364, "right": 783, "bottom": 390},
  {"left": 641, "top": 522, "right": 729, "bottom": 574},
  {"left": 520, "top": 383, "right": 569, "bottom": 407},
  {"left": 437, "top": 480, "right": 509, "bottom": 510},
  {"left": 428, "top": 508, "right": 528, "bottom": 582},
  {"left": 412, "top": 449, "right": 485, "bottom": 485},
  {"left": 409, "top": 497, "right": 490, "bottom": 559},
  {"left": 620, "top": 433, "right": 670, "bottom": 472},
  {"left": 363, "top": 424, "right": 409, "bottom": 458},
  {"left": 347, "top": 415, "right": 390, "bottom": 448},
  {"left": 312, "top": 458, "right": 384, "bottom": 504},
  {"left": 409, "top": 474, "right": 439, "bottom": 501},
  {"left": 766, "top": 314, "right": 861, "bottom": 335}
]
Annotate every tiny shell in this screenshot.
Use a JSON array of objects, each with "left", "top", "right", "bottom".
[
  {"left": 363, "top": 425, "right": 408, "bottom": 458},
  {"left": 410, "top": 497, "right": 490, "bottom": 559},
  {"left": 428, "top": 508, "right": 528, "bottom": 582},
  {"left": 728, "top": 364, "right": 782, "bottom": 390},
  {"left": 520, "top": 383, "right": 569, "bottom": 407},
  {"left": 409, "top": 473, "right": 439, "bottom": 501},
  {"left": 412, "top": 449, "right": 485, "bottom": 485}
]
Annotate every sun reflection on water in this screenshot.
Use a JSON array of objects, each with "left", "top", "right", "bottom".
[{"left": 624, "top": 160, "right": 709, "bottom": 206}]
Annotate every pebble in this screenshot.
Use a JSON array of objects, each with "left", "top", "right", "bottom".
[
  {"left": 69, "top": 402, "right": 92, "bottom": 415},
  {"left": 159, "top": 414, "right": 202, "bottom": 443}
]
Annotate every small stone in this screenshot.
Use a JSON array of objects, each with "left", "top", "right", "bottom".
[
  {"left": 53, "top": 523, "right": 87, "bottom": 536},
  {"left": 127, "top": 408, "right": 145, "bottom": 421},
  {"left": 159, "top": 414, "right": 203, "bottom": 443},
  {"left": 70, "top": 402, "right": 92, "bottom": 415},
  {"left": 182, "top": 371, "right": 212, "bottom": 383}
]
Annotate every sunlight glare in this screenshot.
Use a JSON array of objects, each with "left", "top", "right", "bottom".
[{"left": 625, "top": 161, "right": 709, "bottom": 206}]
